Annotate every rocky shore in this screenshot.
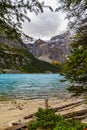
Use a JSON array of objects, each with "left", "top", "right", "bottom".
[{"left": 0, "top": 96, "right": 87, "bottom": 130}]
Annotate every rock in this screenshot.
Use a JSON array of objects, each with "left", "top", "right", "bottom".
[
  {"left": 24, "top": 114, "right": 34, "bottom": 119},
  {"left": 5, "top": 124, "right": 27, "bottom": 130},
  {"left": 16, "top": 105, "right": 23, "bottom": 110}
]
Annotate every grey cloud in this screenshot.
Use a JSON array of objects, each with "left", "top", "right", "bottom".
[
  {"left": 22, "top": 10, "right": 64, "bottom": 40},
  {"left": 22, "top": 0, "right": 68, "bottom": 40}
]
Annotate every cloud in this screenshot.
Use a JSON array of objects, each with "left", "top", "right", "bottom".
[{"left": 22, "top": 0, "right": 68, "bottom": 40}]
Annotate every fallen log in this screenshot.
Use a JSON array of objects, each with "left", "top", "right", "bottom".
[
  {"left": 54, "top": 99, "right": 86, "bottom": 111},
  {"left": 74, "top": 114, "right": 87, "bottom": 120},
  {"left": 62, "top": 109, "right": 87, "bottom": 118},
  {"left": 57, "top": 101, "right": 86, "bottom": 112},
  {"left": 23, "top": 100, "right": 86, "bottom": 120}
]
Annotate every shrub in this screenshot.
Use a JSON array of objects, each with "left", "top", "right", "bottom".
[
  {"left": 28, "top": 108, "right": 64, "bottom": 130},
  {"left": 28, "top": 108, "right": 87, "bottom": 130},
  {"left": 53, "top": 119, "right": 86, "bottom": 130}
]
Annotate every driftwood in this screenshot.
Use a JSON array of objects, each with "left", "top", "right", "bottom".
[
  {"left": 54, "top": 99, "right": 87, "bottom": 120},
  {"left": 74, "top": 114, "right": 87, "bottom": 120},
  {"left": 5, "top": 124, "right": 27, "bottom": 130},
  {"left": 12, "top": 122, "right": 23, "bottom": 126},
  {"left": 54, "top": 99, "right": 86, "bottom": 111},
  {"left": 62, "top": 109, "right": 87, "bottom": 118},
  {"left": 23, "top": 99, "right": 86, "bottom": 120},
  {"left": 24, "top": 114, "right": 34, "bottom": 119},
  {"left": 23, "top": 109, "right": 87, "bottom": 121},
  {"left": 5, "top": 99, "right": 87, "bottom": 130}
]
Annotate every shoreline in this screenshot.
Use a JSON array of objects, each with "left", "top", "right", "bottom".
[
  {"left": 0, "top": 96, "right": 87, "bottom": 130},
  {"left": 0, "top": 92, "right": 71, "bottom": 102},
  {"left": 0, "top": 89, "right": 71, "bottom": 101}
]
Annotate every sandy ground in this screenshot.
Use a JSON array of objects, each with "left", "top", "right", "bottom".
[{"left": 0, "top": 96, "right": 87, "bottom": 130}]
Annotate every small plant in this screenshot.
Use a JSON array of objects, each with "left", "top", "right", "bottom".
[
  {"left": 28, "top": 108, "right": 64, "bottom": 130},
  {"left": 28, "top": 108, "right": 87, "bottom": 130}
]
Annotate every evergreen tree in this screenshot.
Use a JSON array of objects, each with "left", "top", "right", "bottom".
[
  {"left": 57, "top": 0, "right": 87, "bottom": 93},
  {"left": 0, "top": 0, "right": 44, "bottom": 28},
  {"left": 0, "top": 0, "right": 52, "bottom": 38}
]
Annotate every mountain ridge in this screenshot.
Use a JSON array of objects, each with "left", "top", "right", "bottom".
[
  {"left": 0, "top": 29, "right": 61, "bottom": 73},
  {"left": 27, "top": 31, "right": 72, "bottom": 63}
]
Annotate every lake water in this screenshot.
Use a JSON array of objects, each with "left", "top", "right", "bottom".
[{"left": 0, "top": 74, "right": 70, "bottom": 99}]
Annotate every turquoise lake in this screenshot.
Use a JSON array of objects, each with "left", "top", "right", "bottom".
[{"left": 0, "top": 74, "right": 69, "bottom": 99}]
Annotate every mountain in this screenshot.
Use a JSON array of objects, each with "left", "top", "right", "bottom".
[
  {"left": 0, "top": 29, "right": 60, "bottom": 73},
  {"left": 27, "top": 31, "right": 72, "bottom": 63}
]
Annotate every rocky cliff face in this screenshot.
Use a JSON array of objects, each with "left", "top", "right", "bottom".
[
  {"left": 27, "top": 31, "right": 72, "bottom": 63},
  {"left": 0, "top": 35, "right": 60, "bottom": 73}
]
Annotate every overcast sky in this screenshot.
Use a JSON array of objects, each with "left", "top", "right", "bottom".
[{"left": 22, "top": 0, "right": 68, "bottom": 40}]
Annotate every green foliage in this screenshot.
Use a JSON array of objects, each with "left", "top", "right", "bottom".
[
  {"left": 64, "top": 48, "right": 87, "bottom": 82},
  {"left": 0, "top": 0, "right": 42, "bottom": 39},
  {"left": 63, "top": 47, "right": 87, "bottom": 93},
  {"left": 28, "top": 108, "right": 64, "bottom": 130},
  {"left": 0, "top": 42, "right": 61, "bottom": 73},
  {"left": 57, "top": 0, "right": 87, "bottom": 29},
  {"left": 0, "top": 0, "right": 43, "bottom": 28},
  {"left": 63, "top": 29, "right": 87, "bottom": 93},
  {"left": 53, "top": 119, "right": 86, "bottom": 130},
  {"left": 0, "top": 0, "right": 53, "bottom": 38},
  {"left": 58, "top": 0, "right": 87, "bottom": 94},
  {"left": 28, "top": 108, "right": 87, "bottom": 130}
]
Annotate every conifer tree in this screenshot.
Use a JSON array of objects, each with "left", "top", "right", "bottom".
[
  {"left": 0, "top": 0, "right": 52, "bottom": 38},
  {"left": 57, "top": 0, "right": 87, "bottom": 93}
]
